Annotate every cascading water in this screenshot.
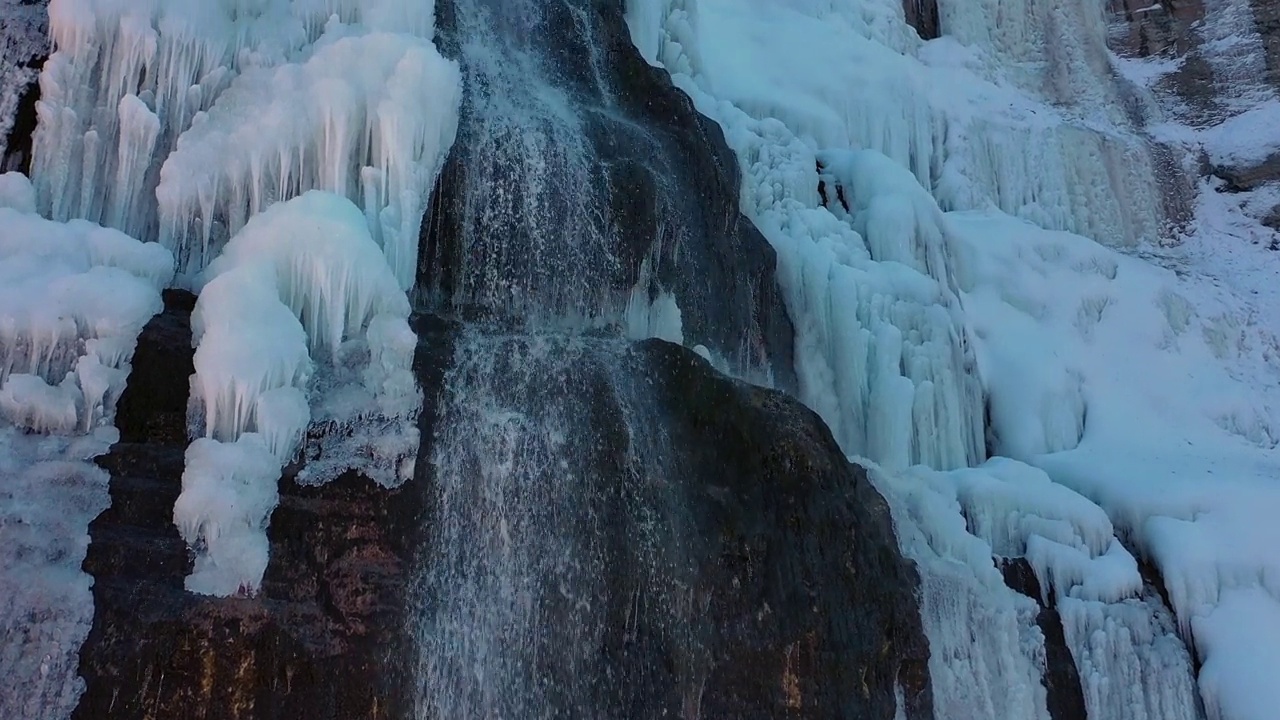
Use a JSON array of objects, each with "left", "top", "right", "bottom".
[
  {"left": 408, "top": 0, "right": 930, "bottom": 716},
  {"left": 413, "top": 334, "right": 703, "bottom": 717},
  {"left": 410, "top": 330, "right": 932, "bottom": 718},
  {"left": 420, "top": 0, "right": 794, "bottom": 384}
]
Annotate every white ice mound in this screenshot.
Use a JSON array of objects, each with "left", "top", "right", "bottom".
[
  {"left": 174, "top": 434, "right": 281, "bottom": 597},
  {"left": 0, "top": 174, "right": 172, "bottom": 433},
  {"left": 190, "top": 263, "right": 313, "bottom": 445},
  {"left": 201, "top": 190, "right": 411, "bottom": 358},
  {"left": 179, "top": 191, "right": 420, "bottom": 595},
  {"left": 189, "top": 190, "right": 415, "bottom": 461}
]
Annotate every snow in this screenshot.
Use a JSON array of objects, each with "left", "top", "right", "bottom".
[
  {"left": 156, "top": 31, "right": 461, "bottom": 286},
  {"left": 0, "top": 430, "right": 114, "bottom": 720},
  {"left": 1201, "top": 100, "right": 1280, "bottom": 168},
  {"left": 201, "top": 190, "right": 411, "bottom": 359},
  {"left": 30, "top": 0, "right": 462, "bottom": 289},
  {"left": 0, "top": 169, "right": 36, "bottom": 212},
  {"left": 27, "top": 1, "right": 442, "bottom": 598},
  {"left": 0, "top": 174, "right": 172, "bottom": 432},
  {"left": 867, "top": 460, "right": 1053, "bottom": 720}
]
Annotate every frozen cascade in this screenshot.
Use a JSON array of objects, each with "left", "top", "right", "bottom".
[
  {"left": 0, "top": 172, "right": 170, "bottom": 718},
  {"left": 177, "top": 191, "right": 420, "bottom": 596},
  {"left": 628, "top": 0, "right": 1174, "bottom": 249},
  {"left": 625, "top": 0, "right": 1212, "bottom": 717},
  {"left": 414, "top": 334, "right": 675, "bottom": 718},
  {"left": 29, "top": 0, "right": 461, "bottom": 288},
  {"left": 406, "top": 0, "right": 873, "bottom": 714}
]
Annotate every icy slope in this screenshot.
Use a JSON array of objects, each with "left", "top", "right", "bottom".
[
  {"left": 628, "top": 0, "right": 1280, "bottom": 718},
  {"left": 0, "top": 172, "right": 170, "bottom": 719}
]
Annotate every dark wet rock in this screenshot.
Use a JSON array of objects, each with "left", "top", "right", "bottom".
[
  {"left": 0, "top": 0, "right": 47, "bottom": 172},
  {"left": 73, "top": 295, "right": 425, "bottom": 720},
  {"left": 1249, "top": 0, "right": 1280, "bottom": 90},
  {"left": 1213, "top": 153, "right": 1280, "bottom": 192},
  {"left": 115, "top": 289, "right": 196, "bottom": 445},
  {"left": 422, "top": 0, "right": 796, "bottom": 389},
  {"left": 904, "top": 0, "right": 940, "bottom": 41},
  {"left": 1262, "top": 204, "right": 1280, "bottom": 233},
  {"left": 414, "top": 331, "right": 933, "bottom": 719},
  {"left": 1107, "top": 0, "right": 1204, "bottom": 59},
  {"left": 999, "top": 558, "right": 1088, "bottom": 720}
]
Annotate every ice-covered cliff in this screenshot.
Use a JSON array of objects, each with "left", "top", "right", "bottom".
[{"left": 3, "top": 0, "right": 1280, "bottom": 718}]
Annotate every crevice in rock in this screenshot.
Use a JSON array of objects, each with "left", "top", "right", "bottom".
[
  {"left": 903, "top": 0, "right": 940, "bottom": 41},
  {"left": 998, "top": 558, "right": 1089, "bottom": 720}
]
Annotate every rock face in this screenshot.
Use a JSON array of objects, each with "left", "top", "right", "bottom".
[
  {"left": 1107, "top": 0, "right": 1205, "bottom": 59},
  {"left": 64, "top": 0, "right": 934, "bottom": 715},
  {"left": 1249, "top": 0, "right": 1280, "bottom": 90},
  {"left": 422, "top": 0, "right": 796, "bottom": 389},
  {"left": 1213, "top": 153, "right": 1280, "bottom": 192},
  {"left": 999, "top": 559, "right": 1088, "bottom": 720},
  {"left": 412, "top": 330, "right": 933, "bottom": 719},
  {"left": 73, "top": 307, "right": 933, "bottom": 719},
  {"left": 73, "top": 292, "right": 424, "bottom": 720},
  {"left": 903, "top": 0, "right": 940, "bottom": 41},
  {"left": 0, "top": 0, "right": 48, "bottom": 171}
]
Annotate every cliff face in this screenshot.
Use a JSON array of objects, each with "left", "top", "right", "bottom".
[
  {"left": 1109, "top": 0, "right": 1280, "bottom": 211},
  {"left": 60, "top": 1, "right": 933, "bottom": 715},
  {"left": 71, "top": 301, "right": 931, "bottom": 719}
]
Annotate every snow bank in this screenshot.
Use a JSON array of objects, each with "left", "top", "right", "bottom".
[
  {"left": 625, "top": 1, "right": 1275, "bottom": 716},
  {"left": 876, "top": 455, "right": 1201, "bottom": 720},
  {"left": 178, "top": 191, "right": 419, "bottom": 595},
  {"left": 951, "top": 202, "right": 1280, "bottom": 720},
  {"left": 1201, "top": 100, "right": 1280, "bottom": 168},
  {"left": 31, "top": 0, "right": 461, "bottom": 288},
  {"left": 627, "top": 0, "right": 1170, "bottom": 248},
  {"left": 0, "top": 431, "right": 114, "bottom": 720}
]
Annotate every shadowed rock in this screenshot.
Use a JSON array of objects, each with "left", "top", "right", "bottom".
[
  {"left": 412, "top": 332, "right": 934, "bottom": 719},
  {"left": 72, "top": 294, "right": 425, "bottom": 720},
  {"left": 903, "top": 0, "right": 940, "bottom": 40}
]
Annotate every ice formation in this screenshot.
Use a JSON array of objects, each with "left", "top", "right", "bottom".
[
  {"left": 174, "top": 434, "right": 282, "bottom": 597},
  {"left": 0, "top": 170, "right": 169, "bottom": 718},
  {"left": 177, "top": 191, "right": 420, "bottom": 595},
  {"left": 30, "top": 0, "right": 462, "bottom": 288},
  {"left": 627, "top": 0, "right": 1280, "bottom": 717},
  {"left": 28, "top": 0, "right": 452, "bottom": 597},
  {"left": 0, "top": 172, "right": 173, "bottom": 433}
]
